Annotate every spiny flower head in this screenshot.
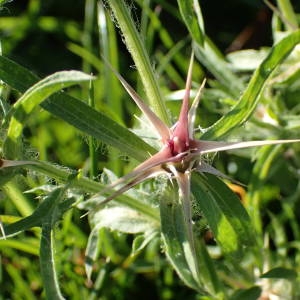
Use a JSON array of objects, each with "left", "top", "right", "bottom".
[{"left": 94, "top": 53, "right": 300, "bottom": 205}]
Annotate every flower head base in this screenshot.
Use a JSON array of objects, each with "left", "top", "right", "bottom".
[{"left": 95, "top": 53, "right": 300, "bottom": 206}]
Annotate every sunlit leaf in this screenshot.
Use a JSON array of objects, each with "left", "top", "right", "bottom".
[
  {"left": 4, "top": 70, "right": 94, "bottom": 159},
  {"left": 192, "top": 173, "right": 255, "bottom": 255},
  {"left": 202, "top": 29, "right": 300, "bottom": 140},
  {"left": 0, "top": 55, "right": 155, "bottom": 161},
  {"left": 160, "top": 184, "right": 206, "bottom": 293},
  {"left": 89, "top": 206, "right": 159, "bottom": 234}
]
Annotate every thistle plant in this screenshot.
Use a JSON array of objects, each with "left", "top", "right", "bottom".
[
  {"left": 95, "top": 53, "right": 300, "bottom": 206},
  {"left": 86, "top": 52, "right": 300, "bottom": 294},
  {"left": 1, "top": 0, "right": 300, "bottom": 299}
]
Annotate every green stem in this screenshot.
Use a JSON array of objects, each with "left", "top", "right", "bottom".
[
  {"left": 107, "top": 0, "right": 170, "bottom": 124},
  {"left": 19, "top": 161, "right": 159, "bottom": 222},
  {"left": 83, "top": 0, "right": 96, "bottom": 74}
]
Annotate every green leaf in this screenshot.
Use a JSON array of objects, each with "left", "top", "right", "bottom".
[
  {"left": 38, "top": 186, "right": 72, "bottom": 300},
  {"left": 260, "top": 267, "right": 297, "bottom": 279},
  {"left": 231, "top": 286, "right": 262, "bottom": 300},
  {"left": 4, "top": 70, "right": 94, "bottom": 159},
  {"left": 40, "top": 223, "right": 65, "bottom": 300},
  {"left": 177, "top": 0, "right": 205, "bottom": 46},
  {"left": 196, "top": 239, "right": 223, "bottom": 296},
  {"left": 41, "top": 93, "right": 156, "bottom": 161},
  {"left": 89, "top": 206, "right": 159, "bottom": 234},
  {"left": 0, "top": 55, "right": 39, "bottom": 93},
  {"left": 85, "top": 227, "right": 100, "bottom": 281},
  {"left": 191, "top": 173, "right": 255, "bottom": 255},
  {"left": 1, "top": 186, "right": 71, "bottom": 239},
  {"left": 2, "top": 185, "right": 70, "bottom": 298},
  {"left": 160, "top": 184, "right": 206, "bottom": 293},
  {"left": 0, "top": 55, "right": 155, "bottom": 161},
  {"left": 202, "top": 29, "right": 300, "bottom": 140}
]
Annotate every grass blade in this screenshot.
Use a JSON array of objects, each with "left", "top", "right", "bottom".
[{"left": 177, "top": 0, "right": 205, "bottom": 46}]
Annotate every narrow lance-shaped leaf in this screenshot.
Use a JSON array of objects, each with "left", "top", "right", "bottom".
[
  {"left": 160, "top": 184, "right": 207, "bottom": 293},
  {"left": 40, "top": 223, "right": 65, "bottom": 300},
  {"left": 202, "top": 29, "right": 300, "bottom": 140},
  {"left": 0, "top": 55, "right": 154, "bottom": 162},
  {"left": 41, "top": 93, "right": 156, "bottom": 161},
  {"left": 39, "top": 186, "right": 70, "bottom": 300},
  {"left": 4, "top": 70, "right": 94, "bottom": 159},
  {"left": 260, "top": 267, "right": 297, "bottom": 279},
  {"left": 0, "top": 186, "right": 70, "bottom": 239}
]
